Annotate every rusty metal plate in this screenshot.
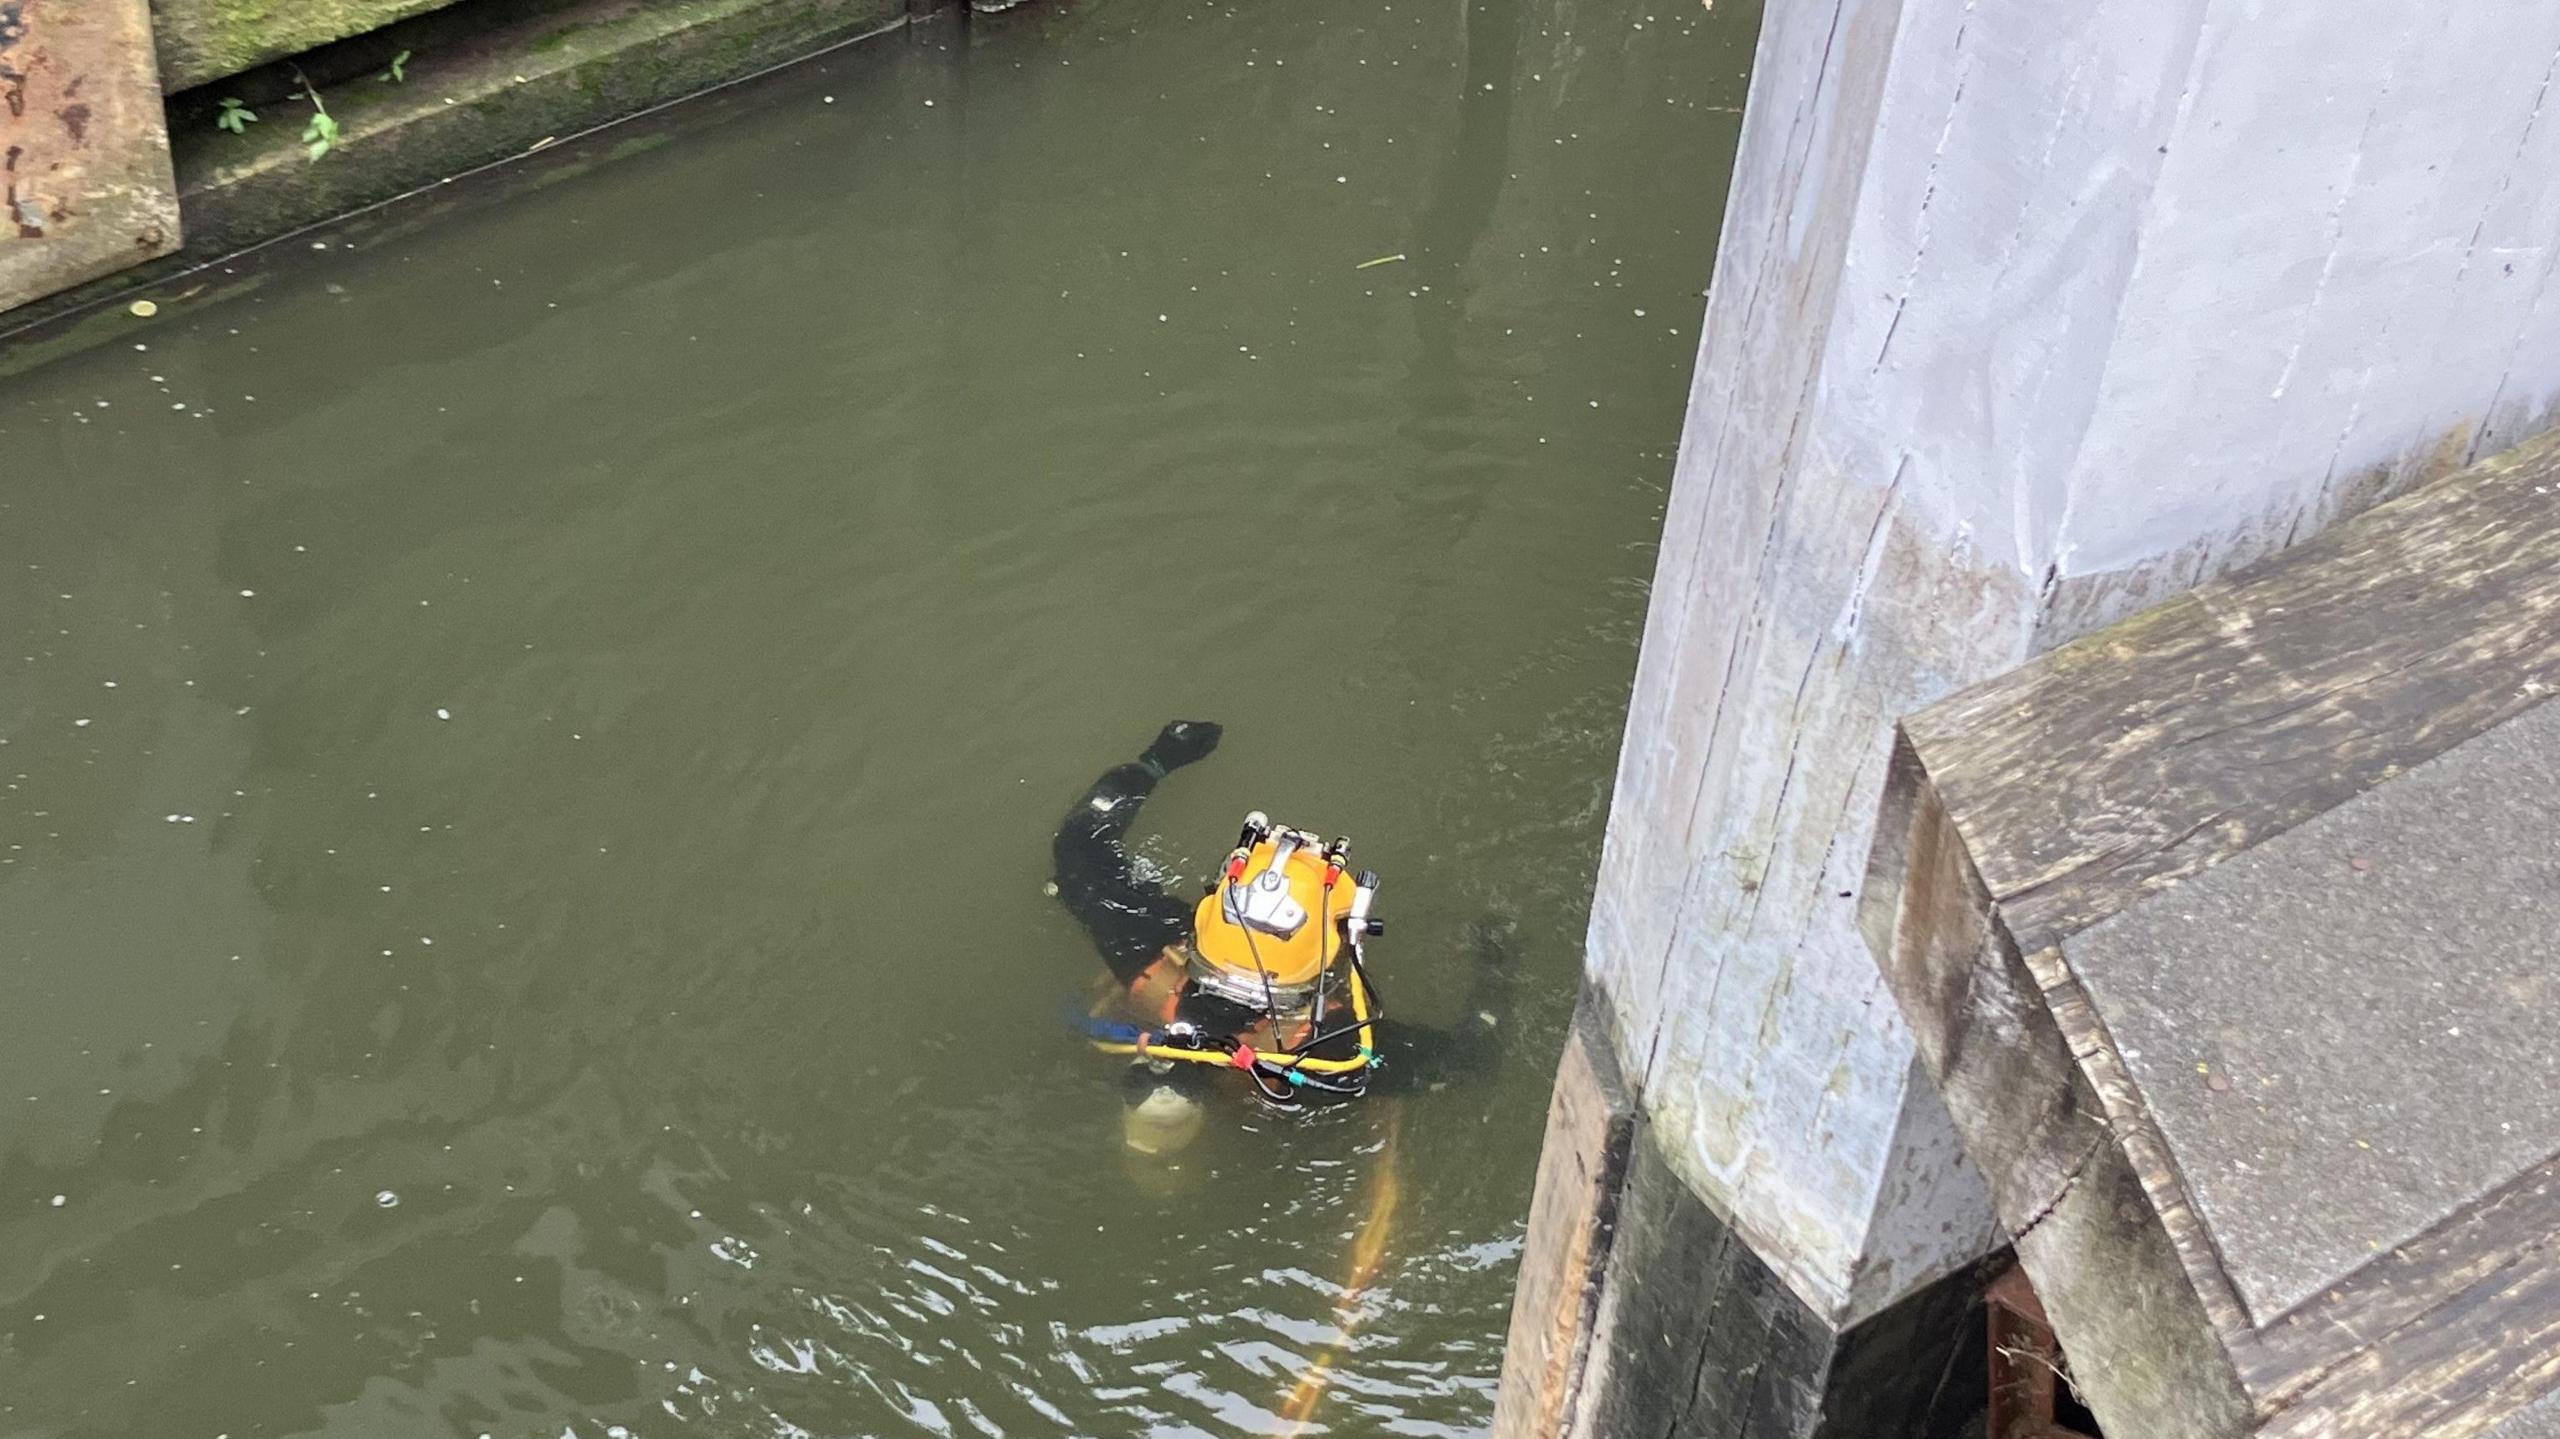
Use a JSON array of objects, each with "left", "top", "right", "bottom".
[{"left": 1, "top": 0, "right": 181, "bottom": 314}]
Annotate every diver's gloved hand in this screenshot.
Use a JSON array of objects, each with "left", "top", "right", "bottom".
[{"left": 1141, "top": 720, "right": 1223, "bottom": 776}]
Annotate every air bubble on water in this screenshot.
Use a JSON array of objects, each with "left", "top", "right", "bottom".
[
  {"left": 50, "top": 1194, "right": 65, "bottom": 1207},
  {"left": 240, "top": 589, "right": 255, "bottom": 597},
  {"left": 435, "top": 708, "right": 451, "bottom": 720},
  {"left": 74, "top": 718, "right": 91, "bottom": 727},
  {"left": 375, "top": 1190, "right": 399, "bottom": 1208}
]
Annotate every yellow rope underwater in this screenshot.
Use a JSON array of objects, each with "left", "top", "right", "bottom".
[{"left": 1277, "top": 1108, "right": 1404, "bottom": 1433}]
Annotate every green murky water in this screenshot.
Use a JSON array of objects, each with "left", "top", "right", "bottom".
[{"left": 0, "top": 1, "right": 1748, "bottom": 1433}]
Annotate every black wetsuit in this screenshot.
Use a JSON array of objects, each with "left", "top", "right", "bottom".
[{"left": 1052, "top": 722, "right": 1506, "bottom": 1097}]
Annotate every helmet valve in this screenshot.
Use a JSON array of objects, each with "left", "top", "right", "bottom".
[{"left": 1347, "top": 870, "right": 1383, "bottom": 949}]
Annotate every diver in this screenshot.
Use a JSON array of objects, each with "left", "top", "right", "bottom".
[{"left": 1053, "top": 720, "right": 1509, "bottom": 1154}]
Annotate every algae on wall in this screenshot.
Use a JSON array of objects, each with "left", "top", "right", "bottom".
[{"left": 151, "top": 0, "right": 463, "bottom": 92}]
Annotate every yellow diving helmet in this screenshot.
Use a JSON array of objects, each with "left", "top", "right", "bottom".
[
  {"left": 1084, "top": 810, "right": 1385, "bottom": 1097},
  {"left": 1189, "top": 815, "right": 1371, "bottom": 1014}
]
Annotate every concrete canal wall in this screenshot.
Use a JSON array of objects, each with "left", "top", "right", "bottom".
[
  {"left": 1497, "top": 0, "right": 2560, "bottom": 1434},
  {"left": 3, "top": 0, "right": 981, "bottom": 332}
]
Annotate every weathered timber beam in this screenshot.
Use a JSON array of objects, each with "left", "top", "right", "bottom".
[
  {"left": 1905, "top": 429, "right": 2560, "bottom": 956},
  {"left": 1861, "top": 427, "right": 2560, "bottom": 1438},
  {"left": 0, "top": 0, "right": 182, "bottom": 311}
]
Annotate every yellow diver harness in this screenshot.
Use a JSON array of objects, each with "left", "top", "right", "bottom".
[{"left": 1089, "top": 813, "right": 1387, "bottom": 1097}]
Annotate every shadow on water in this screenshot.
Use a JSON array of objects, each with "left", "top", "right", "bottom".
[{"left": 1404, "top": 0, "right": 1527, "bottom": 430}]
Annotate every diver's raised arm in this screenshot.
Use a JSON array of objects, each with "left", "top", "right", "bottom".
[{"left": 1051, "top": 721, "right": 1222, "bottom": 985}]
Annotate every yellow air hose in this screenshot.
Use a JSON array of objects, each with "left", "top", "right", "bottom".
[
  {"left": 1278, "top": 1107, "right": 1404, "bottom": 1432},
  {"left": 1089, "top": 964, "right": 1379, "bottom": 1076}
]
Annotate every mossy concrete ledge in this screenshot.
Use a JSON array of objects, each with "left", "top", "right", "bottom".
[
  {"left": 2, "top": 0, "right": 914, "bottom": 340},
  {"left": 170, "top": 0, "right": 909, "bottom": 261},
  {"left": 152, "top": 0, "right": 464, "bottom": 93}
]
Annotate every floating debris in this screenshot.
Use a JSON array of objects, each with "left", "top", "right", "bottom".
[
  {"left": 128, "top": 299, "right": 158, "bottom": 318},
  {"left": 1355, "top": 253, "right": 1407, "bottom": 270}
]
